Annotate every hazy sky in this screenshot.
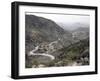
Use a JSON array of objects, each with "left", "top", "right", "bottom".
[{"left": 26, "top": 12, "right": 90, "bottom": 30}]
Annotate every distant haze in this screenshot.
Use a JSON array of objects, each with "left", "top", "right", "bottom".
[{"left": 26, "top": 12, "right": 90, "bottom": 31}]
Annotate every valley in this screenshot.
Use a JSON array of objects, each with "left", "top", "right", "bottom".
[{"left": 25, "top": 14, "right": 89, "bottom": 68}]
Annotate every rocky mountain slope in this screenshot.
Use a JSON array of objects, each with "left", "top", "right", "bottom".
[
  {"left": 52, "top": 37, "right": 89, "bottom": 66},
  {"left": 25, "top": 15, "right": 72, "bottom": 55}
]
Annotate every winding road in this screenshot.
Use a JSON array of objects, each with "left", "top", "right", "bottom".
[{"left": 29, "top": 46, "right": 55, "bottom": 60}]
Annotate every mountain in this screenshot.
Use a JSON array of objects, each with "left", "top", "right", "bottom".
[
  {"left": 72, "top": 27, "right": 89, "bottom": 40},
  {"left": 58, "top": 22, "right": 89, "bottom": 31},
  {"left": 25, "top": 15, "right": 72, "bottom": 55},
  {"left": 57, "top": 22, "right": 89, "bottom": 41}
]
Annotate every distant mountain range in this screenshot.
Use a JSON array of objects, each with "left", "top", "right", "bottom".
[
  {"left": 58, "top": 22, "right": 89, "bottom": 31},
  {"left": 72, "top": 27, "right": 89, "bottom": 40}
]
